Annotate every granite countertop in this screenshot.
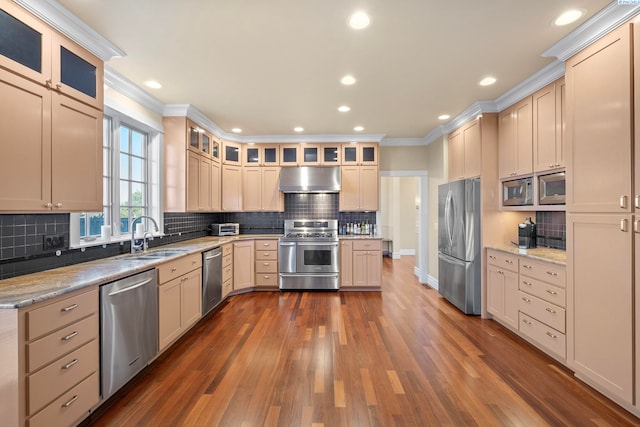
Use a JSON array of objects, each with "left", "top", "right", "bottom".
[
  {"left": 486, "top": 245, "right": 566, "bottom": 265},
  {"left": 339, "top": 235, "right": 383, "bottom": 240},
  {"left": 0, "top": 234, "right": 282, "bottom": 309}
]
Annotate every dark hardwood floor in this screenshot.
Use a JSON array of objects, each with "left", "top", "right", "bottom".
[{"left": 85, "top": 256, "right": 640, "bottom": 426}]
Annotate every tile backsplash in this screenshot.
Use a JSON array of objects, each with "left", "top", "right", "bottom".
[
  {"left": 535, "top": 211, "right": 566, "bottom": 250},
  {"left": 0, "top": 194, "right": 378, "bottom": 279}
]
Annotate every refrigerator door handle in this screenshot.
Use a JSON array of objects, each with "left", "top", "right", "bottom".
[{"left": 446, "top": 190, "right": 454, "bottom": 247}]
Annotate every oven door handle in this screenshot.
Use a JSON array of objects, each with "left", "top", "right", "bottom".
[
  {"left": 279, "top": 273, "right": 339, "bottom": 278},
  {"left": 279, "top": 242, "right": 296, "bottom": 246},
  {"left": 296, "top": 242, "right": 338, "bottom": 246}
]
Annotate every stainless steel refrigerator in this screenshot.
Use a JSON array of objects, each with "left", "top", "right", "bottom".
[{"left": 438, "top": 178, "right": 481, "bottom": 315}]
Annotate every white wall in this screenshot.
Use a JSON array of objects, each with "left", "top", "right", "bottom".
[{"left": 425, "top": 136, "right": 447, "bottom": 287}]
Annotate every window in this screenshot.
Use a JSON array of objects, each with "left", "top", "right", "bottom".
[{"left": 71, "top": 108, "right": 162, "bottom": 247}]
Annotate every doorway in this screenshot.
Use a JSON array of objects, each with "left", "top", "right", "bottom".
[{"left": 378, "top": 171, "right": 429, "bottom": 283}]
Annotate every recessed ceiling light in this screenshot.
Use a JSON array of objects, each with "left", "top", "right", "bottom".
[
  {"left": 294, "top": 127, "right": 304, "bottom": 132},
  {"left": 438, "top": 114, "right": 450, "bottom": 120},
  {"left": 338, "top": 106, "right": 351, "bottom": 113},
  {"left": 479, "top": 76, "right": 497, "bottom": 86},
  {"left": 231, "top": 128, "right": 242, "bottom": 133},
  {"left": 354, "top": 126, "right": 364, "bottom": 132},
  {"left": 143, "top": 80, "right": 162, "bottom": 89},
  {"left": 349, "top": 11, "right": 370, "bottom": 30},
  {"left": 555, "top": 9, "right": 584, "bottom": 26},
  {"left": 341, "top": 75, "right": 356, "bottom": 86}
]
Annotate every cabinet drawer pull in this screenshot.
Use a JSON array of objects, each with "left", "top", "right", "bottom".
[
  {"left": 505, "top": 259, "right": 513, "bottom": 264},
  {"left": 546, "top": 289, "right": 558, "bottom": 295},
  {"left": 263, "top": 262, "right": 270, "bottom": 266},
  {"left": 497, "top": 270, "right": 504, "bottom": 275},
  {"left": 635, "top": 195, "right": 640, "bottom": 209},
  {"left": 522, "top": 319, "right": 532, "bottom": 325},
  {"left": 635, "top": 219, "right": 640, "bottom": 234},
  {"left": 61, "top": 303, "right": 78, "bottom": 313},
  {"left": 522, "top": 280, "right": 532, "bottom": 286},
  {"left": 545, "top": 308, "right": 557, "bottom": 314},
  {"left": 62, "top": 359, "right": 79, "bottom": 370},
  {"left": 546, "top": 332, "right": 557, "bottom": 339},
  {"left": 621, "top": 219, "right": 628, "bottom": 232},
  {"left": 61, "top": 331, "right": 79, "bottom": 341},
  {"left": 192, "top": 260, "right": 197, "bottom": 264},
  {"left": 264, "top": 275, "right": 269, "bottom": 279},
  {"left": 620, "top": 195, "right": 628, "bottom": 209},
  {"left": 62, "top": 395, "right": 78, "bottom": 408},
  {"left": 546, "top": 271, "right": 558, "bottom": 277},
  {"left": 522, "top": 264, "right": 532, "bottom": 269},
  {"left": 521, "top": 297, "right": 532, "bottom": 303},
  {"left": 263, "top": 243, "right": 270, "bottom": 246},
  {"left": 489, "top": 255, "right": 496, "bottom": 260},
  {"left": 171, "top": 267, "right": 177, "bottom": 272}
]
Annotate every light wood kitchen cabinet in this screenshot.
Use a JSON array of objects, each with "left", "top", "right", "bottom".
[
  {"left": 448, "top": 118, "right": 481, "bottom": 181},
  {"left": 222, "top": 164, "right": 242, "bottom": 211},
  {"left": 242, "top": 166, "right": 283, "bottom": 212},
  {"left": 533, "top": 78, "right": 565, "bottom": 173},
  {"left": 19, "top": 287, "right": 100, "bottom": 427},
  {"left": 233, "top": 240, "right": 255, "bottom": 290},
  {"left": 499, "top": 96, "right": 533, "bottom": 179},
  {"left": 566, "top": 23, "right": 632, "bottom": 213},
  {"left": 340, "top": 165, "right": 379, "bottom": 212},
  {"left": 567, "top": 213, "right": 633, "bottom": 404},
  {"left": 340, "top": 240, "right": 354, "bottom": 287},
  {"left": 351, "top": 239, "right": 382, "bottom": 287},
  {"left": 320, "top": 144, "right": 341, "bottom": 165},
  {"left": 223, "top": 140, "right": 242, "bottom": 165},
  {"left": 158, "top": 253, "right": 202, "bottom": 351},
  {"left": 242, "top": 144, "right": 280, "bottom": 166},
  {"left": 518, "top": 257, "right": 566, "bottom": 361},
  {"left": 486, "top": 250, "right": 519, "bottom": 329},
  {"left": 341, "top": 143, "right": 378, "bottom": 166},
  {"left": 164, "top": 116, "right": 221, "bottom": 212},
  {"left": 255, "top": 239, "right": 278, "bottom": 288},
  {"left": 299, "top": 143, "right": 320, "bottom": 165},
  {"left": 280, "top": 144, "right": 299, "bottom": 166},
  {"left": 222, "top": 243, "right": 233, "bottom": 298},
  {"left": 0, "top": 2, "right": 104, "bottom": 212}
]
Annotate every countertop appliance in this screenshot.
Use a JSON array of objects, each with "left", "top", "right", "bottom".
[
  {"left": 538, "top": 171, "right": 566, "bottom": 205},
  {"left": 202, "top": 247, "right": 222, "bottom": 315},
  {"left": 278, "top": 166, "right": 341, "bottom": 193},
  {"left": 100, "top": 269, "right": 158, "bottom": 399},
  {"left": 278, "top": 219, "right": 339, "bottom": 290},
  {"left": 438, "top": 178, "right": 481, "bottom": 315},
  {"left": 518, "top": 217, "right": 537, "bottom": 249},
  {"left": 209, "top": 223, "right": 239, "bottom": 236},
  {"left": 503, "top": 177, "right": 533, "bottom": 206}
]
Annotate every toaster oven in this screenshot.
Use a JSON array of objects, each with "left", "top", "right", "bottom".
[{"left": 209, "top": 223, "right": 239, "bottom": 236}]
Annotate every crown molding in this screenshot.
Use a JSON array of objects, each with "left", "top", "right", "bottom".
[
  {"left": 13, "top": 0, "right": 125, "bottom": 61},
  {"left": 495, "top": 60, "right": 565, "bottom": 111},
  {"left": 543, "top": 1, "right": 640, "bottom": 61},
  {"left": 104, "top": 67, "right": 165, "bottom": 115},
  {"left": 380, "top": 138, "right": 429, "bottom": 147}
]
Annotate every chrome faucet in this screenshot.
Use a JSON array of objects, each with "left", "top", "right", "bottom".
[{"left": 130, "top": 216, "right": 160, "bottom": 253}]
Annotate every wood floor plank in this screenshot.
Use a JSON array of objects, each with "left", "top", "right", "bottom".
[{"left": 83, "top": 256, "right": 640, "bottom": 427}]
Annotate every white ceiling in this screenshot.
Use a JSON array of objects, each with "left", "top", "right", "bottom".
[{"left": 56, "top": 0, "right": 613, "bottom": 139}]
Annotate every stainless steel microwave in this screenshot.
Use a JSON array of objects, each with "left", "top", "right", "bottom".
[
  {"left": 538, "top": 171, "right": 566, "bottom": 205},
  {"left": 503, "top": 177, "right": 533, "bottom": 206}
]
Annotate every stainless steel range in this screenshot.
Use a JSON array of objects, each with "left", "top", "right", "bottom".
[{"left": 279, "top": 219, "right": 339, "bottom": 290}]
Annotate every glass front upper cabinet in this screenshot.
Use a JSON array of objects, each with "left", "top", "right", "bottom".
[
  {"left": 245, "top": 146, "right": 260, "bottom": 165},
  {"left": 280, "top": 145, "right": 298, "bottom": 165},
  {"left": 223, "top": 141, "right": 241, "bottom": 164},
  {"left": 341, "top": 143, "right": 378, "bottom": 165},
  {"left": 321, "top": 144, "right": 341, "bottom": 165},
  {"left": 262, "top": 146, "right": 279, "bottom": 165},
  {"left": 211, "top": 137, "right": 220, "bottom": 162}
]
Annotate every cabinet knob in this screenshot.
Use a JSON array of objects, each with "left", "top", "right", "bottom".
[
  {"left": 548, "top": 164, "right": 554, "bottom": 169},
  {"left": 55, "top": 82, "right": 62, "bottom": 91},
  {"left": 55, "top": 202, "right": 63, "bottom": 208},
  {"left": 45, "top": 78, "right": 52, "bottom": 88},
  {"left": 172, "top": 267, "right": 177, "bottom": 272},
  {"left": 44, "top": 202, "right": 53, "bottom": 209}
]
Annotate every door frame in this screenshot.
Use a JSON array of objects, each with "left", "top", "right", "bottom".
[{"left": 378, "top": 170, "right": 429, "bottom": 283}]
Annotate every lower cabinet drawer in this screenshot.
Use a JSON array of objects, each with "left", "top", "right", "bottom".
[
  {"left": 255, "top": 273, "right": 278, "bottom": 287},
  {"left": 519, "top": 276, "right": 566, "bottom": 308},
  {"left": 519, "top": 312, "right": 566, "bottom": 360},
  {"left": 27, "top": 313, "right": 98, "bottom": 373},
  {"left": 27, "top": 371, "right": 99, "bottom": 427},
  {"left": 222, "top": 253, "right": 232, "bottom": 268},
  {"left": 255, "top": 250, "right": 276, "bottom": 260},
  {"left": 518, "top": 291, "right": 565, "bottom": 333},
  {"left": 222, "top": 264, "right": 233, "bottom": 283},
  {"left": 28, "top": 339, "right": 99, "bottom": 415},
  {"left": 27, "top": 288, "right": 98, "bottom": 341},
  {"left": 256, "top": 260, "right": 277, "bottom": 273},
  {"left": 222, "top": 279, "right": 233, "bottom": 297}
]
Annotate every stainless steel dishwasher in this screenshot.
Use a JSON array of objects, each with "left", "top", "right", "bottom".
[
  {"left": 100, "top": 269, "right": 158, "bottom": 399},
  {"left": 202, "top": 247, "right": 222, "bottom": 315}
]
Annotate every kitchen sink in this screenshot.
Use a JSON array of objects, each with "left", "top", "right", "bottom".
[{"left": 124, "top": 248, "right": 190, "bottom": 261}]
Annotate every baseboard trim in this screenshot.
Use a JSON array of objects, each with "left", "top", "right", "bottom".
[{"left": 426, "top": 274, "right": 438, "bottom": 291}]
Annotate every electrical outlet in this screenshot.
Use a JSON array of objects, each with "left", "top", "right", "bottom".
[{"left": 43, "top": 234, "right": 65, "bottom": 251}]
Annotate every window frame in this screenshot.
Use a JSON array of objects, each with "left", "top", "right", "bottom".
[{"left": 70, "top": 107, "right": 163, "bottom": 248}]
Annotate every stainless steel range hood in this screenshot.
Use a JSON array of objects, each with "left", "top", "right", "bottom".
[{"left": 279, "top": 166, "right": 341, "bottom": 193}]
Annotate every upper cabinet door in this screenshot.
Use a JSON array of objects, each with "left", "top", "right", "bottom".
[
  {"left": 299, "top": 143, "right": 320, "bottom": 165},
  {"left": 499, "top": 97, "right": 532, "bottom": 179},
  {"left": 0, "top": 2, "right": 52, "bottom": 86},
  {"left": 211, "top": 136, "right": 221, "bottom": 163},
  {"left": 243, "top": 145, "right": 261, "bottom": 166},
  {"left": 448, "top": 129, "right": 464, "bottom": 181},
  {"left": 223, "top": 141, "right": 242, "bottom": 165},
  {"left": 262, "top": 145, "right": 279, "bottom": 165},
  {"left": 341, "top": 144, "right": 358, "bottom": 165},
  {"left": 533, "top": 82, "right": 558, "bottom": 173},
  {"left": 566, "top": 23, "right": 632, "bottom": 213},
  {"left": 280, "top": 144, "right": 299, "bottom": 166},
  {"left": 51, "top": 33, "right": 103, "bottom": 110},
  {"left": 359, "top": 143, "right": 378, "bottom": 165},
  {"left": 320, "top": 144, "right": 341, "bottom": 165}
]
